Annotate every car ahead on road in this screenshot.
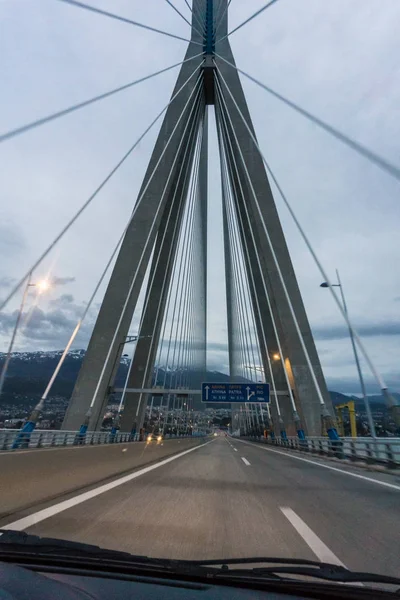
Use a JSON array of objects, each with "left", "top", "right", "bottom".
[
  {"left": 146, "top": 433, "right": 163, "bottom": 443},
  {"left": 0, "top": 531, "right": 399, "bottom": 600}
]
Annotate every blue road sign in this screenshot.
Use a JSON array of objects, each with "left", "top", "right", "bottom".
[{"left": 201, "top": 382, "right": 270, "bottom": 403}]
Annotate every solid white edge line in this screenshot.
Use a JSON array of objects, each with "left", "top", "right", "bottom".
[
  {"left": 280, "top": 507, "right": 345, "bottom": 566},
  {"left": 241, "top": 457, "right": 251, "bottom": 466},
  {"left": 2, "top": 440, "right": 213, "bottom": 531},
  {"left": 234, "top": 439, "right": 400, "bottom": 491}
]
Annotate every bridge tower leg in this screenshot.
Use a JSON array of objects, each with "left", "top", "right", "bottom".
[
  {"left": 63, "top": 0, "right": 333, "bottom": 437},
  {"left": 62, "top": 20, "right": 204, "bottom": 432},
  {"left": 213, "top": 1, "right": 334, "bottom": 435},
  {"left": 119, "top": 103, "right": 205, "bottom": 434}
]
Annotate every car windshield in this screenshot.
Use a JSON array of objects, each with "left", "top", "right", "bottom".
[{"left": 0, "top": 0, "right": 399, "bottom": 594}]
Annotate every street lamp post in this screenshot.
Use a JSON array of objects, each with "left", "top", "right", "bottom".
[
  {"left": 0, "top": 274, "right": 49, "bottom": 399},
  {"left": 320, "top": 269, "right": 376, "bottom": 439}
]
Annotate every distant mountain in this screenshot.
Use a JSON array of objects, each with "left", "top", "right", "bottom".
[
  {"left": 0, "top": 350, "right": 232, "bottom": 410},
  {"left": 0, "top": 350, "right": 397, "bottom": 411}
]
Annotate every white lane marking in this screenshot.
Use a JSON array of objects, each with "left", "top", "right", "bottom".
[
  {"left": 233, "top": 448, "right": 238, "bottom": 452},
  {"left": 234, "top": 439, "right": 400, "bottom": 491},
  {"left": 241, "top": 457, "right": 251, "bottom": 466},
  {"left": 0, "top": 444, "right": 131, "bottom": 456},
  {"left": 2, "top": 441, "right": 212, "bottom": 531},
  {"left": 280, "top": 507, "right": 345, "bottom": 566}
]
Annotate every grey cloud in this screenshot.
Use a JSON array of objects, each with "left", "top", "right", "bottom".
[
  {"left": 0, "top": 276, "right": 16, "bottom": 289},
  {"left": 0, "top": 310, "right": 19, "bottom": 331},
  {"left": 313, "top": 321, "right": 400, "bottom": 341},
  {"left": 325, "top": 372, "right": 400, "bottom": 395},
  {"left": 48, "top": 294, "right": 85, "bottom": 319},
  {"left": 49, "top": 294, "right": 75, "bottom": 306},
  {"left": 0, "top": 301, "right": 95, "bottom": 346},
  {"left": 51, "top": 276, "right": 76, "bottom": 286}
]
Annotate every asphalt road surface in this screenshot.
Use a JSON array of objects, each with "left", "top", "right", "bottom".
[{"left": 3, "top": 436, "right": 400, "bottom": 578}]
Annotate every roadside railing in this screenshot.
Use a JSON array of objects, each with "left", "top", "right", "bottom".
[
  {"left": 0, "top": 429, "right": 205, "bottom": 451},
  {"left": 244, "top": 435, "right": 400, "bottom": 468}
]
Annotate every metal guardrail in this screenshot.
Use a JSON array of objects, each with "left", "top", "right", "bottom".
[
  {"left": 244, "top": 435, "right": 400, "bottom": 468},
  {"left": 0, "top": 429, "right": 205, "bottom": 451}
]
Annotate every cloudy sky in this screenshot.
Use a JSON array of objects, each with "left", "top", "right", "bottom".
[{"left": 0, "top": 0, "right": 399, "bottom": 394}]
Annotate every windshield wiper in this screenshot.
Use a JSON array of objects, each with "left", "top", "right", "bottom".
[
  {"left": 185, "top": 557, "right": 400, "bottom": 587},
  {"left": 1, "top": 531, "right": 399, "bottom": 589},
  {"left": 0, "top": 530, "right": 164, "bottom": 565}
]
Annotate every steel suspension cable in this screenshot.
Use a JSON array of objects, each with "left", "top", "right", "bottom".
[
  {"left": 219, "top": 127, "right": 250, "bottom": 382},
  {"left": 116, "top": 91, "right": 202, "bottom": 428},
  {"left": 56, "top": 0, "right": 201, "bottom": 45},
  {"left": 160, "top": 141, "right": 199, "bottom": 392},
  {"left": 37, "top": 106, "right": 201, "bottom": 412},
  {"left": 131, "top": 101, "right": 202, "bottom": 423},
  {"left": 0, "top": 53, "right": 203, "bottom": 145},
  {"left": 170, "top": 205, "right": 196, "bottom": 421},
  {"left": 215, "top": 64, "right": 393, "bottom": 398},
  {"left": 189, "top": 170, "right": 203, "bottom": 387},
  {"left": 0, "top": 62, "right": 203, "bottom": 313},
  {"left": 218, "top": 126, "right": 243, "bottom": 379},
  {"left": 214, "top": 0, "right": 233, "bottom": 40},
  {"left": 222, "top": 148, "right": 256, "bottom": 383},
  {"left": 215, "top": 82, "right": 286, "bottom": 422},
  {"left": 183, "top": 191, "right": 198, "bottom": 393},
  {"left": 172, "top": 125, "right": 203, "bottom": 393},
  {"left": 222, "top": 140, "right": 268, "bottom": 429},
  {"left": 88, "top": 81, "right": 203, "bottom": 412},
  {"left": 217, "top": 108, "right": 255, "bottom": 383},
  {"left": 38, "top": 211, "right": 128, "bottom": 406},
  {"left": 164, "top": 0, "right": 203, "bottom": 38},
  {"left": 221, "top": 134, "right": 282, "bottom": 426},
  {"left": 153, "top": 121, "right": 202, "bottom": 386},
  {"left": 218, "top": 116, "right": 254, "bottom": 429},
  {"left": 179, "top": 224, "right": 196, "bottom": 392},
  {"left": 218, "top": 0, "right": 280, "bottom": 42},
  {"left": 215, "top": 55, "right": 400, "bottom": 183},
  {"left": 161, "top": 122, "right": 202, "bottom": 400},
  {"left": 225, "top": 169, "right": 260, "bottom": 383},
  {"left": 126, "top": 97, "right": 204, "bottom": 425},
  {"left": 190, "top": 0, "right": 207, "bottom": 34},
  {"left": 216, "top": 77, "right": 322, "bottom": 419}
]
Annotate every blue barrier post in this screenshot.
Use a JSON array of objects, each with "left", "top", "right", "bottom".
[
  {"left": 322, "top": 406, "right": 340, "bottom": 440},
  {"left": 110, "top": 414, "right": 120, "bottom": 442},
  {"left": 297, "top": 428, "right": 306, "bottom": 440},
  {"left": 293, "top": 410, "right": 306, "bottom": 442},
  {"left": 278, "top": 417, "right": 287, "bottom": 441},
  {"left": 12, "top": 398, "right": 44, "bottom": 449},
  {"left": 75, "top": 409, "right": 91, "bottom": 445},
  {"left": 327, "top": 427, "right": 340, "bottom": 441}
]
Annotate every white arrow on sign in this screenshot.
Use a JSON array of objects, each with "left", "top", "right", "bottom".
[
  {"left": 246, "top": 386, "right": 255, "bottom": 401},
  {"left": 205, "top": 385, "right": 210, "bottom": 400}
]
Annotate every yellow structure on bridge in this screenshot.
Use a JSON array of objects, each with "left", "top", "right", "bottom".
[{"left": 335, "top": 401, "right": 357, "bottom": 438}]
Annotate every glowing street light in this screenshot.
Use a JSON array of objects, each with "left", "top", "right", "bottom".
[
  {"left": 0, "top": 274, "right": 51, "bottom": 398},
  {"left": 36, "top": 280, "right": 50, "bottom": 292},
  {"left": 272, "top": 353, "right": 280, "bottom": 361}
]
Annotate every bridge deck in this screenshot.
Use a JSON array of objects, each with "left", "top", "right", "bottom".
[{"left": 1, "top": 437, "right": 398, "bottom": 579}]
